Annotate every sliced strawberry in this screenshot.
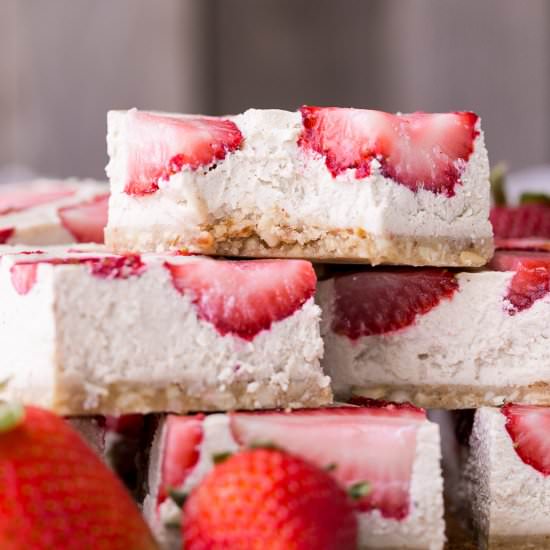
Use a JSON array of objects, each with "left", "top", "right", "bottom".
[
  {"left": 490, "top": 204, "right": 550, "bottom": 240},
  {"left": 158, "top": 415, "right": 204, "bottom": 504},
  {"left": 502, "top": 404, "right": 550, "bottom": 475},
  {"left": 331, "top": 269, "right": 458, "bottom": 339},
  {"left": 124, "top": 111, "right": 243, "bottom": 195},
  {"left": 0, "top": 186, "right": 75, "bottom": 215},
  {"left": 10, "top": 255, "right": 146, "bottom": 295},
  {"left": 165, "top": 257, "right": 316, "bottom": 340},
  {"left": 58, "top": 193, "right": 109, "bottom": 243},
  {"left": 299, "top": 106, "right": 479, "bottom": 196},
  {"left": 86, "top": 254, "right": 146, "bottom": 279},
  {"left": 230, "top": 403, "right": 426, "bottom": 520},
  {"left": 0, "top": 228, "right": 14, "bottom": 244},
  {"left": 490, "top": 251, "right": 550, "bottom": 315},
  {"left": 504, "top": 267, "right": 550, "bottom": 315},
  {"left": 489, "top": 250, "right": 550, "bottom": 272},
  {"left": 495, "top": 238, "right": 550, "bottom": 252},
  {"left": 10, "top": 263, "right": 38, "bottom": 295}
]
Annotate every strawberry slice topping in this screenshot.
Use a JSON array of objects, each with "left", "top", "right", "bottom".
[
  {"left": 299, "top": 106, "right": 479, "bottom": 196},
  {"left": 331, "top": 269, "right": 458, "bottom": 339},
  {"left": 489, "top": 250, "right": 550, "bottom": 272},
  {"left": 124, "top": 111, "right": 243, "bottom": 195},
  {"left": 489, "top": 251, "right": 550, "bottom": 315},
  {"left": 58, "top": 193, "right": 109, "bottom": 243},
  {"left": 0, "top": 228, "right": 14, "bottom": 244},
  {"left": 10, "top": 254, "right": 146, "bottom": 295},
  {"left": 0, "top": 186, "right": 75, "bottom": 215},
  {"left": 165, "top": 258, "right": 316, "bottom": 340},
  {"left": 490, "top": 204, "right": 550, "bottom": 240},
  {"left": 502, "top": 404, "right": 550, "bottom": 475},
  {"left": 230, "top": 402, "right": 426, "bottom": 520},
  {"left": 495, "top": 238, "right": 550, "bottom": 252},
  {"left": 158, "top": 415, "right": 204, "bottom": 504}
]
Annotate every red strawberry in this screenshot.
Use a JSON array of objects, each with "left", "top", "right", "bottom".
[
  {"left": 124, "top": 111, "right": 243, "bottom": 195},
  {"left": 0, "top": 404, "right": 156, "bottom": 549},
  {"left": 165, "top": 257, "right": 316, "bottom": 340},
  {"left": 489, "top": 251, "right": 550, "bottom": 314},
  {"left": 0, "top": 228, "right": 14, "bottom": 244},
  {"left": 504, "top": 267, "right": 550, "bottom": 315},
  {"left": 502, "top": 404, "right": 550, "bottom": 475},
  {"left": 10, "top": 255, "right": 146, "bottom": 295},
  {"left": 0, "top": 186, "right": 75, "bottom": 215},
  {"left": 331, "top": 269, "right": 458, "bottom": 339},
  {"left": 183, "top": 447, "right": 358, "bottom": 550},
  {"left": 490, "top": 204, "right": 550, "bottom": 240},
  {"left": 58, "top": 193, "right": 109, "bottom": 243},
  {"left": 231, "top": 403, "right": 425, "bottom": 520},
  {"left": 299, "top": 106, "right": 479, "bottom": 196},
  {"left": 489, "top": 250, "right": 550, "bottom": 272},
  {"left": 158, "top": 415, "right": 203, "bottom": 504},
  {"left": 10, "top": 263, "right": 38, "bottom": 295},
  {"left": 495, "top": 238, "right": 550, "bottom": 252}
]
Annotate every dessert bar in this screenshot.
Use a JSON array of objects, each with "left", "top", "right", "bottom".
[
  {"left": 143, "top": 402, "right": 445, "bottom": 550},
  {"left": 0, "top": 247, "right": 329, "bottom": 414},
  {"left": 318, "top": 250, "right": 550, "bottom": 408},
  {"left": 0, "top": 178, "right": 108, "bottom": 244},
  {"left": 106, "top": 107, "right": 492, "bottom": 267}
]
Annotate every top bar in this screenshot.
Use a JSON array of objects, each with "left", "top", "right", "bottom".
[{"left": 106, "top": 107, "right": 493, "bottom": 266}]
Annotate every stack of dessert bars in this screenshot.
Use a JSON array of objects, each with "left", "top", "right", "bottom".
[{"left": 1, "top": 106, "right": 549, "bottom": 549}]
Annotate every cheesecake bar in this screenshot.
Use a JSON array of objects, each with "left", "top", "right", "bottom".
[
  {"left": 0, "top": 247, "right": 329, "bottom": 415},
  {"left": 0, "top": 178, "right": 108, "bottom": 244},
  {"left": 453, "top": 405, "right": 550, "bottom": 549},
  {"left": 143, "top": 402, "right": 445, "bottom": 550},
  {"left": 106, "top": 107, "right": 493, "bottom": 267},
  {"left": 318, "top": 250, "right": 550, "bottom": 408}
]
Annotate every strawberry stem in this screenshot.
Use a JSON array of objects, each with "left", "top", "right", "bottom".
[
  {"left": 0, "top": 402, "right": 25, "bottom": 433},
  {"left": 348, "top": 481, "right": 371, "bottom": 500},
  {"left": 168, "top": 487, "right": 188, "bottom": 507},
  {"left": 248, "top": 440, "right": 279, "bottom": 451},
  {"left": 519, "top": 192, "right": 550, "bottom": 206},
  {"left": 212, "top": 451, "right": 233, "bottom": 465},
  {"left": 490, "top": 163, "right": 508, "bottom": 206}
]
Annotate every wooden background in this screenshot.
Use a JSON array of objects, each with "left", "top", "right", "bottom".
[{"left": 1, "top": 0, "right": 549, "bottom": 180}]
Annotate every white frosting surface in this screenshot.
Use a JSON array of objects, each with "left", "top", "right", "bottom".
[
  {"left": 318, "top": 271, "right": 550, "bottom": 400},
  {"left": 106, "top": 108, "right": 492, "bottom": 245}
]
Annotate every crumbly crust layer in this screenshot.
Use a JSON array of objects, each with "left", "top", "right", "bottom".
[
  {"left": 3, "top": 379, "right": 333, "bottom": 416},
  {"left": 484, "top": 535, "right": 550, "bottom": 550},
  {"left": 106, "top": 224, "right": 493, "bottom": 267},
  {"left": 351, "top": 382, "right": 550, "bottom": 409}
]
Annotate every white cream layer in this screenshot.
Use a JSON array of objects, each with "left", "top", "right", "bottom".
[
  {"left": 106, "top": 109, "right": 492, "bottom": 246},
  {"left": 318, "top": 271, "right": 550, "bottom": 402}
]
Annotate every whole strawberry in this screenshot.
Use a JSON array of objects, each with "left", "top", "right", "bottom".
[
  {"left": 0, "top": 404, "right": 157, "bottom": 550},
  {"left": 182, "top": 447, "right": 358, "bottom": 550}
]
